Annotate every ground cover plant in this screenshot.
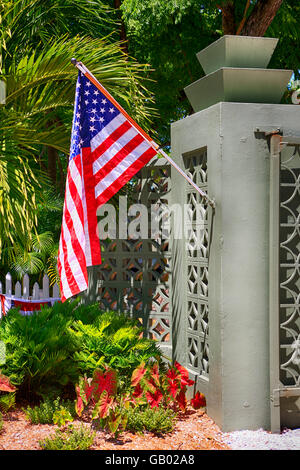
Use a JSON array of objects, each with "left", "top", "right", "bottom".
[
  {"left": 23, "top": 397, "right": 76, "bottom": 425},
  {"left": 75, "top": 360, "right": 206, "bottom": 437},
  {"left": 39, "top": 424, "right": 96, "bottom": 450}
]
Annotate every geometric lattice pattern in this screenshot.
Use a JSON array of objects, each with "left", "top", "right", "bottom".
[
  {"left": 184, "top": 150, "right": 209, "bottom": 378},
  {"left": 279, "top": 145, "right": 300, "bottom": 386},
  {"left": 97, "top": 158, "right": 172, "bottom": 353}
]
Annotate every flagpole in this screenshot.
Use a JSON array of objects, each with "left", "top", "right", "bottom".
[{"left": 71, "top": 58, "right": 216, "bottom": 209}]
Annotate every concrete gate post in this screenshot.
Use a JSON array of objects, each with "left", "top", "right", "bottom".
[{"left": 170, "top": 36, "right": 300, "bottom": 431}]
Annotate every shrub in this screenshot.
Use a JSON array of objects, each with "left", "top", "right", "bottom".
[
  {"left": 126, "top": 406, "right": 176, "bottom": 434},
  {"left": 0, "top": 299, "right": 163, "bottom": 399},
  {"left": 24, "top": 397, "right": 76, "bottom": 425},
  {"left": 70, "top": 311, "right": 162, "bottom": 387},
  {"left": 0, "top": 372, "right": 16, "bottom": 413},
  {"left": 0, "top": 303, "right": 79, "bottom": 399},
  {"left": 75, "top": 360, "right": 204, "bottom": 437},
  {"left": 39, "top": 424, "right": 95, "bottom": 450}
]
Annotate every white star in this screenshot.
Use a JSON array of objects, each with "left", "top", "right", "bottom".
[
  {"left": 94, "top": 90, "right": 99, "bottom": 95},
  {"left": 76, "top": 112, "right": 80, "bottom": 118},
  {"left": 74, "top": 120, "right": 80, "bottom": 127},
  {"left": 91, "top": 108, "right": 97, "bottom": 114},
  {"left": 101, "top": 99, "right": 107, "bottom": 104},
  {"left": 99, "top": 117, "right": 104, "bottom": 122},
  {"left": 85, "top": 100, "right": 89, "bottom": 105},
  {"left": 84, "top": 90, "right": 90, "bottom": 96},
  {"left": 90, "top": 116, "right": 96, "bottom": 123},
  {"left": 109, "top": 107, "right": 115, "bottom": 113},
  {"left": 86, "top": 81, "right": 91, "bottom": 87},
  {"left": 89, "top": 125, "right": 96, "bottom": 132},
  {"left": 92, "top": 99, "right": 98, "bottom": 105}
]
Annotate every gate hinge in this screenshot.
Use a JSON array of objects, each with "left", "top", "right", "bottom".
[{"left": 271, "top": 387, "right": 300, "bottom": 407}]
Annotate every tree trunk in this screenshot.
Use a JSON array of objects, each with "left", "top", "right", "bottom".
[
  {"left": 239, "top": 0, "right": 283, "bottom": 36},
  {"left": 114, "top": 0, "right": 128, "bottom": 53},
  {"left": 47, "top": 146, "right": 57, "bottom": 187},
  {"left": 221, "top": 1, "right": 236, "bottom": 35}
]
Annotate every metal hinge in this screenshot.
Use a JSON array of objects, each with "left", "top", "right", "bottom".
[{"left": 271, "top": 387, "right": 300, "bottom": 407}]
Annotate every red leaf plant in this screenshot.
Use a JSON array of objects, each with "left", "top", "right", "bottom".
[
  {"left": 191, "top": 391, "right": 206, "bottom": 409},
  {"left": 0, "top": 372, "right": 16, "bottom": 393}
]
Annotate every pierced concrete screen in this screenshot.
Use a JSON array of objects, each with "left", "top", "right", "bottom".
[{"left": 184, "top": 149, "right": 209, "bottom": 379}]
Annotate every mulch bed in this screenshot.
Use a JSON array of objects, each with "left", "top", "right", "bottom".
[{"left": 0, "top": 405, "right": 230, "bottom": 451}]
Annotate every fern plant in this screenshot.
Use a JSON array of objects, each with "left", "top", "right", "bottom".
[{"left": 70, "top": 311, "right": 162, "bottom": 387}]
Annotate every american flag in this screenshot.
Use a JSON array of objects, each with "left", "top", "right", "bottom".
[{"left": 58, "top": 72, "right": 157, "bottom": 302}]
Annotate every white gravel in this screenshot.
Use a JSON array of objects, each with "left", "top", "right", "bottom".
[{"left": 223, "top": 428, "right": 300, "bottom": 450}]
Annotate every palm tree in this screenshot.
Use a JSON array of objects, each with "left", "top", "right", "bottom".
[{"left": 0, "top": 0, "right": 156, "bottom": 280}]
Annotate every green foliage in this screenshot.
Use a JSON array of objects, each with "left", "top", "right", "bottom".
[
  {"left": 0, "top": 299, "right": 163, "bottom": 399},
  {"left": 39, "top": 424, "right": 95, "bottom": 450},
  {"left": 0, "top": 392, "right": 16, "bottom": 413},
  {"left": 70, "top": 310, "right": 162, "bottom": 386},
  {"left": 0, "top": 411, "right": 3, "bottom": 432},
  {"left": 0, "top": 302, "right": 79, "bottom": 398},
  {"left": 126, "top": 405, "right": 176, "bottom": 434},
  {"left": 24, "top": 397, "right": 76, "bottom": 425}
]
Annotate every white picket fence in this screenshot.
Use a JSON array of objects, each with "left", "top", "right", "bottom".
[{"left": 0, "top": 273, "right": 60, "bottom": 299}]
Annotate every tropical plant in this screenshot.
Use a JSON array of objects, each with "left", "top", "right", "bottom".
[
  {"left": 70, "top": 310, "right": 162, "bottom": 385},
  {"left": 0, "top": 299, "right": 163, "bottom": 400},
  {"left": 0, "top": 0, "right": 156, "bottom": 275},
  {"left": 75, "top": 360, "right": 205, "bottom": 437},
  {"left": 126, "top": 405, "right": 176, "bottom": 434},
  {"left": 24, "top": 397, "right": 76, "bottom": 425},
  {"left": 0, "top": 371, "right": 16, "bottom": 416},
  {"left": 39, "top": 424, "right": 95, "bottom": 450},
  {"left": 0, "top": 304, "right": 79, "bottom": 399}
]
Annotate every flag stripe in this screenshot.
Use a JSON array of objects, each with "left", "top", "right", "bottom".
[
  {"left": 93, "top": 132, "right": 144, "bottom": 186},
  {"left": 96, "top": 146, "right": 157, "bottom": 206},
  {"left": 58, "top": 71, "right": 158, "bottom": 302},
  {"left": 93, "top": 126, "right": 138, "bottom": 176},
  {"left": 95, "top": 139, "right": 153, "bottom": 199}
]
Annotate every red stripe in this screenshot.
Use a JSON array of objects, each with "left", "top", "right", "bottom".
[
  {"left": 94, "top": 133, "right": 144, "bottom": 185},
  {"left": 60, "top": 224, "right": 80, "bottom": 296},
  {"left": 82, "top": 147, "right": 102, "bottom": 266},
  {"left": 91, "top": 120, "right": 132, "bottom": 163},
  {"left": 64, "top": 204, "right": 88, "bottom": 286},
  {"left": 96, "top": 147, "right": 157, "bottom": 207}
]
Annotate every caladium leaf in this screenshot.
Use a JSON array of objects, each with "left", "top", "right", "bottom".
[
  {"left": 108, "top": 412, "right": 122, "bottom": 435},
  {"left": 176, "top": 389, "right": 187, "bottom": 411},
  {"left": 167, "top": 378, "right": 179, "bottom": 399},
  {"left": 92, "top": 368, "right": 117, "bottom": 400},
  {"left": 75, "top": 385, "right": 84, "bottom": 417},
  {"left": 131, "top": 362, "right": 147, "bottom": 387},
  {"left": 146, "top": 389, "right": 163, "bottom": 408},
  {"left": 191, "top": 391, "right": 206, "bottom": 409},
  {"left": 98, "top": 390, "right": 114, "bottom": 419},
  {"left": 151, "top": 363, "right": 160, "bottom": 386},
  {"left": 174, "top": 361, "right": 194, "bottom": 387},
  {"left": 0, "top": 373, "right": 16, "bottom": 392}
]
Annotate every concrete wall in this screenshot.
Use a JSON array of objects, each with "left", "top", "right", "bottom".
[{"left": 171, "top": 101, "right": 300, "bottom": 431}]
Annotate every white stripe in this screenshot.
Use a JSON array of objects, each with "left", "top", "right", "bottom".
[
  {"left": 95, "top": 140, "right": 151, "bottom": 199},
  {"left": 90, "top": 113, "right": 126, "bottom": 152},
  {"left": 93, "top": 127, "right": 138, "bottom": 175},
  {"left": 80, "top": 151, "right": 92, "bottom": 266},
  {"left": 58, "top": 236, "right": 72, "bottom": 300},
  {"left": 65, "top": 180, "right": 85, "bottom": 253},
  {"left": 62, "top": 217, "right": 87, "bottom": 290}
]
